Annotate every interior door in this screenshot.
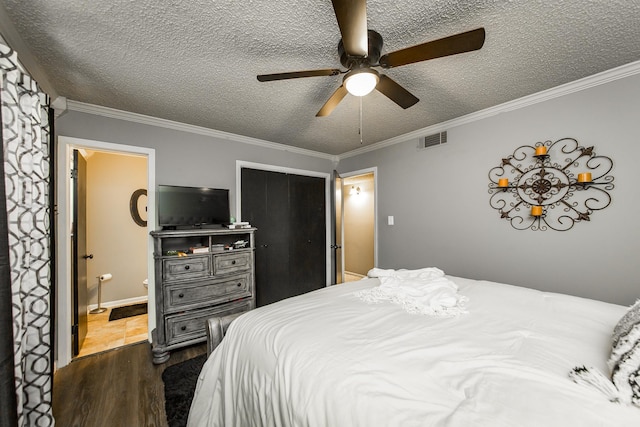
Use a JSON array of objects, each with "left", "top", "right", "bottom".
[
  {"left": 332, "top": 170, "right": 344, "bottom": 284},
  {"left": 289, "top": 174, "right": 326, "bottom": 293},
  {"left": 241, "top": 168, "right": 290, "bottom": 307},
  {"left": 71, "top": 150, "right": 88, "bottom": 356},
  {"left": 241, "top": 168, "right": 326, "bottom": 306}
]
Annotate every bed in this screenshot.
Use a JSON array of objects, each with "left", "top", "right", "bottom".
[{"left": 187, "top": 271, "right": 640, "bottom": 426}]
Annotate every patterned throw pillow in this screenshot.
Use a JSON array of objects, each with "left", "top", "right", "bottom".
[{"left": 608, "top": 300, "right": 640, "bottom": 406}]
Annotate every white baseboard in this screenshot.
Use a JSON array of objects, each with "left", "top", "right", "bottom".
[{"left": 87, "top": 295, "right": 148, "bottom": 312}]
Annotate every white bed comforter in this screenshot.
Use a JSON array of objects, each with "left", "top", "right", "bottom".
[{"left": 187, "top": 277, "right": 640, "bottom": 426}]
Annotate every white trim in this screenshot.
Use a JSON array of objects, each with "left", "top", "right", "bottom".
[
  {"left": 340, "top": 168, "right": 378, "bottom": 269},
  {"left": 66, "top": 100, "right": 336, "bottom": 161},
  {"left": 339, "top": 59, "right": 640, "bottom": 159},
  {"left": 87, "top": 295, "right": 148, "bottom": 312},
  {"left": 235, "top": 161, "right": 333, "bottom": 286},
  {"left": 55, "top": 136, "right": 156, "bottom": 369}
]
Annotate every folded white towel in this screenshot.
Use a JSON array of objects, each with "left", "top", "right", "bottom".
[
  {"left": 366, "top": 268, "right": 397, "bottom": 278},
  {"left": 356, "top": 267, "right": 467, "bottom": 317},
  {"left": 367, "top": 267, "right": 444, "bottom": 279}
]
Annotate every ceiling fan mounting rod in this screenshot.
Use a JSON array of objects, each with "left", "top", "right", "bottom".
[{"left": 338, "top": 30, "right": 384, "bottom": 69}]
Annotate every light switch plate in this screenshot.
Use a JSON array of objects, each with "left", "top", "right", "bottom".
[{"left": 388, "top": 216, "right": 394, "bottom": 225}]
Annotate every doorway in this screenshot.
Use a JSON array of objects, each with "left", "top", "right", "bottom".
[
  {"left": 73, "top": 149, "right": 150, "bottom": 358},
  {"left": 343, "top": 172, "right": 376, "bottom": 281},
  {"left": 56, "top": 136, "right": 156, "bottom": 368},
  {"left": 336, "top": 168, "right": 377, "bottom": 283}
]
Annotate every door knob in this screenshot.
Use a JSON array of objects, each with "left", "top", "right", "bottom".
[{"left": 83, "top": 254, "right": 94, "bottom": 259}]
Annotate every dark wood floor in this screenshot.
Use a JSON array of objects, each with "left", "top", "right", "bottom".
[{"left": 53, "top": 341, "right": 207, "bottom": 427}]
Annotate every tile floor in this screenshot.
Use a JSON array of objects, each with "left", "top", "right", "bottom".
[
  {"left": 77, "top": 306, "right": 149, "bottom": 358},
  {"left": 344, "top": 271, "right": 366, "bottom": 282}
]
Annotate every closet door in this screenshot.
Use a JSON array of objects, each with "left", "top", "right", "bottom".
[
  {"left": 241, "top": 168, "right": 326, "bottom": 307},
  {"left": 289, "top": 174, "right": 326, "bottom": 294},
  {"left": 241, "top": 168, "right": 290, "bottom": 307}
]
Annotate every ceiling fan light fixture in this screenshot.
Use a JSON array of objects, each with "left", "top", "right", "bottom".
[{"left": 344, "top": 69, "right": 379, "bottom": 97}]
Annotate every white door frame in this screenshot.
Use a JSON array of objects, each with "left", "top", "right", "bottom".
[
  {"left": 235, "top": 161, "right": 332, "bottom": 286},
  {"left": 56, "top": 136, "right": 156, "bottom": 368},
  {"left": 340, "top": 167, "right": 378, "bottom": 269}
]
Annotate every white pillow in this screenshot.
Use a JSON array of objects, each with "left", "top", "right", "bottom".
[{"left": 608, "top": 300, "right": 640, "bottom": 406}]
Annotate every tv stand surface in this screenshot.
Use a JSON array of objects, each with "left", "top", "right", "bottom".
[{"left": 162, "top": 224, "right": 226, "bottom": 231}]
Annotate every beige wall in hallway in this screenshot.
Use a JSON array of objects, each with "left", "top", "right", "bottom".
[
  {"left": 344, "top": 173, "right": 374, "bottom": 276},
  {"left": 86, "top": 151, "right": 148, "bottom": 305}
]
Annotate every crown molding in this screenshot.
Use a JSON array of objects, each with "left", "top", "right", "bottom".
[
  {"left": 338, "top": 60, "right": 640, "bottom": 159},
  {"left": 66, "top": 100, "right": 336, "bottom": 161},
  {"left": 66, "top": 59, "right": 640, "bottom": 163}
]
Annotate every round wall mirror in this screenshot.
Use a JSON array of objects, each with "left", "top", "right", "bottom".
[{"left": 130, "top": 188, "right": 147, "bottom": 227}]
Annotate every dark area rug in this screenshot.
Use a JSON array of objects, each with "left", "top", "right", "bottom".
[
  {"left": 162, "top": 353, "right": 207, "bottom": 427},
  {"left": 108, "top": 302, "right": 148, "bottom": 321}
]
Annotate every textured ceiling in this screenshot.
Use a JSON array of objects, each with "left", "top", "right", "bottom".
[{"left": 1, "top": 1, "right": 640, "bottom": 155}]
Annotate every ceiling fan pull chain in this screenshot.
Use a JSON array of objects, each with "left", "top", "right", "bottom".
[{"left": 359, "top": 96, "right": 363, "bottom": 144}]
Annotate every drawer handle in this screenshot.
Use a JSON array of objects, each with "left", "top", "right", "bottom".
[
  {"left": 180, "top": 326, "right": 187, "bottom": 331},
  {"left": 178, "top": 293, "right": 184, "bottom": 298},
  {"left": 231, "top": 260, "right": 236, "bottom": 265},
  {"left": 184, "top": 265, "right": 190, "bottom": 270}
]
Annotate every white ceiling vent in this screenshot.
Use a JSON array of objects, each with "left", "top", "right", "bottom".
[{"left": 419, "top": 131, "right": 447, "bottom": 149}]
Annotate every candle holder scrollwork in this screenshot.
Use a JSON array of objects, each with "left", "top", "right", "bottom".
[{"left": 488, "top": 138, "right": 614, "bottom": 231}]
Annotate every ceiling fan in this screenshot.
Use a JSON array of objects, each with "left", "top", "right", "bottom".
[{"left": 257, "top": 0, "right": 485, "bottom": 117}]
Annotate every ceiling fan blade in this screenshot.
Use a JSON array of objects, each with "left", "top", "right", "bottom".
[
  {"left": 331, "top": 0, "right": 368, "bottom": 57},
  {"left": 316, "top": 85, "right": 349, "bottom": 117},
  {"left": 257, "top": 69, "right": 341, "bottom": 82},
  {"left": 376, "top": 75, "right": 419, "bottom": 109},
  {"left": 379, "top": 27, "right": 485, "bottom": 68}
]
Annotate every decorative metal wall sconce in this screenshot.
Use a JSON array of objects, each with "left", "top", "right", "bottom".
[{"left": 488, "top": 138, "right": 614, "bottom": 231}]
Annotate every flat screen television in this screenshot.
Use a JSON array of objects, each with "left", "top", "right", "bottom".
[{"left": 158, "top": 185, "right": 230, "bottom": 228}]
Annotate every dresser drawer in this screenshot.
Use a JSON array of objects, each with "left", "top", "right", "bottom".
[
  {"left": 214, "top": 252, "right": 251, "bottom": 275},
  {"left": 163, "top": 256, "right": 210, "bottom": 282},
  {"left": 165, "top": 299, "right": 252, "bottom": 346},
  {"left": 164, "top": 273, "right": 252, "bottom": 312}
]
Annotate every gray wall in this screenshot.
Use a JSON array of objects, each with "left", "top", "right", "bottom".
[
  {"left": 56, "top": 111, "right": 335, "bottom": 219},
  {"left": 338, "top": 72, "right": 640, "bottom": 306}
]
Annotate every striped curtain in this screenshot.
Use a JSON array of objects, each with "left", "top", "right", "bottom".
[{"left": 0, "top": 42, "right": 54, "bottom": 426}]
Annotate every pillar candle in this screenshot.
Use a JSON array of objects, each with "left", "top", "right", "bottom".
[
  {"left": 498, "top": 178, "right": 509, "bottom": 187},
  {"left": 531, "top": 205, "right": 543, "bottom": 216},
  {"left": 577, "top": 172, "right": 592, "bottom": 183},
  {"left": 535, "top": 146, "right": 547, "bottom": 156}
]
